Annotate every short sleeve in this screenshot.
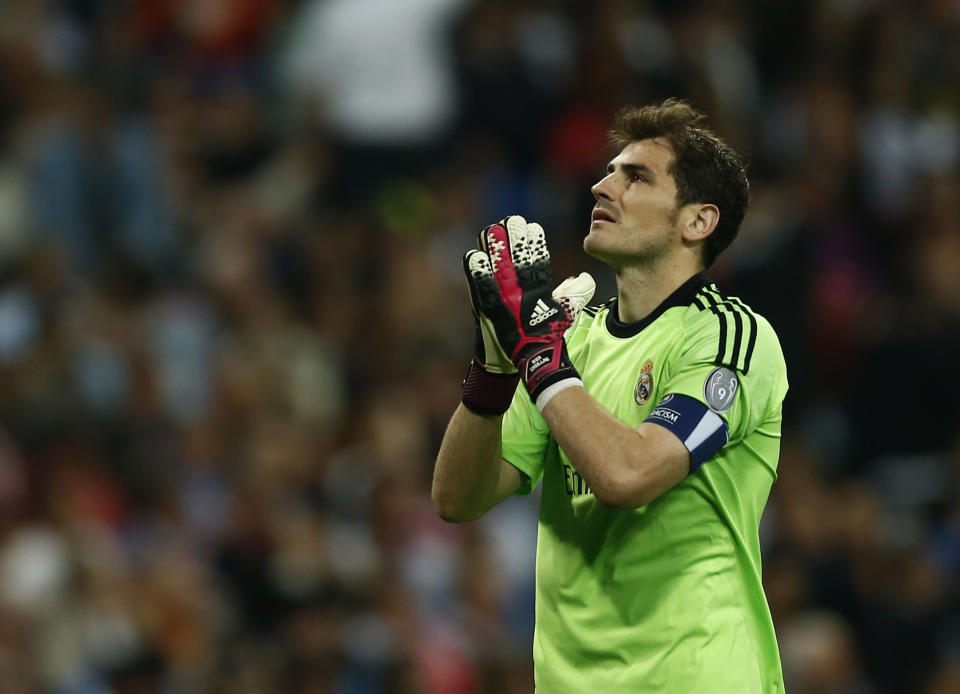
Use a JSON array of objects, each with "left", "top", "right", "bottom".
[{"left": 501, "top": 383, "right": 550, "bottom": 494}]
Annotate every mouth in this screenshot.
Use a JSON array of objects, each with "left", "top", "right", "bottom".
[{"left": 591, "top": 208, "right": 616, "bottom": 224}]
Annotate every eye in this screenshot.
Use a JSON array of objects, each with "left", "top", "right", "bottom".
[{"left": 631, "top": 172, "right": 645, "bottom": 183}]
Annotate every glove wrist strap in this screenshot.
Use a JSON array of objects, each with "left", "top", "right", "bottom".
[
  {"left": 517, "top": 340, "right": 581, "bottom": 406},
  {"left": 461, "top": 360, "right": 520, "bottom": 416}
]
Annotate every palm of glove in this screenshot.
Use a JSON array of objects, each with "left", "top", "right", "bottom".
[{"left": 463, "top": 216, "right": 595, "bottom": 400}]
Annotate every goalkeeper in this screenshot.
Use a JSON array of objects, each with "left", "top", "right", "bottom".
[{"left": 432, "top": 99, "right": 788, "bottom": 693}]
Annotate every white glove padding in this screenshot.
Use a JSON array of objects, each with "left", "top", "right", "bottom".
[{"left": 552, "top": 272, "right": 597, "bottom": 321}]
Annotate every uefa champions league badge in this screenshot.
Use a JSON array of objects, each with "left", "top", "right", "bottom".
[
  {"left": 704, "top": 366, "right": 738, "bottom": 412},
  {"left": 634, "top": 359, "right": 654, "bottom": 405}
]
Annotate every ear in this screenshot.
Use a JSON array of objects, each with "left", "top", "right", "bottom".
[{"left": 681, "top": 204, "right": 719, "bottom": 243}]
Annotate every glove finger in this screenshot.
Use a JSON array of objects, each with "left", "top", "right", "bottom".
[
  {"left": 462, "top": 249, "right": 485, "bottom": 315},
  {"left": 525, "top": 222, "right": 547, "bottom": 261},
  {"left": 480, "top": 216, "right": 528, "bottom": 262},
  {"left": 504, "top": 215, "right": 529, "bottom": 265},
  {"left": 523, "top": 221, "right": 554, "bottom": 288},
  {"left": 483, "top": 222, "right": 523, "bottom": 317},
  {"left": 464, "top": 248, "right": 505, "bottom": 315},
  {"left": 507, "top": 215, "right": 539, "bottom": 287},
  {"left": 552, "top": 271, "right": 596, "bottom": 319},
  {"left": 477, "top": 223, "right": 495, "bottom": 253}
]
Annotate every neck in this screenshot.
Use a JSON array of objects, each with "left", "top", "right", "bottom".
[{"left": 614, "top": 260, "right": 704, "bottom": 323}]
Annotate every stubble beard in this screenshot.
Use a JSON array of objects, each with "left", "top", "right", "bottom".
[
  {"left": 584, "top": 204, "right": 683, "bottom": 271},
  {"left": 584, "top": 224, "right": 675, "bottom": 272}
]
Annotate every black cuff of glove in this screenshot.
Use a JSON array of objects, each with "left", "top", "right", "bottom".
[
  {"left": 461, "top": 360, "right": 520, "bottom": 416},
  {"left": 517, "top": 341, "right": 580, "bottom": 403}
]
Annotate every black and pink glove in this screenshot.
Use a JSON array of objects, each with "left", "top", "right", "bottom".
[
  {"left": 459, "top": 223, "right": 522, "bottom": 416},
  {"left": 462, "top": 216, "right": 595, "bottom": 413}
]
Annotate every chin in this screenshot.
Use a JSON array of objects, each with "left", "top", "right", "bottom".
[
  {"left": 583, "top": 233, "right": 613, "bottom": 263},
  {"left": 584, "top": 227, "right": 609, "bottom": 251},
  {"left": 583, "top": 232, "right": 597, "bottom": 256}
]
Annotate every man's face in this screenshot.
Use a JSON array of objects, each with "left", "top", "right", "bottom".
[{"left": 584, "top": 138, "right": 684, "bottom": 269}]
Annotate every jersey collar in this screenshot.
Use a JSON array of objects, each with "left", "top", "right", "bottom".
[{"left": 605, "top": 273, "right": 713, "bottom": 338}]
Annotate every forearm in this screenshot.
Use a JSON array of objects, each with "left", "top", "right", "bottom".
[
  {"left": 541, "top": 386, "right": 687, "bottom": 508},
  {"left": 432, "top": 403, "right": 510, "bottom": 522}
]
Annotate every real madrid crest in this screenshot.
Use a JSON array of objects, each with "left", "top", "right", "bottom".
[{"left": 634, "top": 359, "right": 654, "bottom": 405}]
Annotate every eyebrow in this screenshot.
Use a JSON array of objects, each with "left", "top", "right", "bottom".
[{"left": 607, "top": 162, "right": 656, "bottom": 180}]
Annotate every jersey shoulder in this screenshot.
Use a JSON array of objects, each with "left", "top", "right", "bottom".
[
  {"left": 681, "top": 283, "right": 784, "bottom": 378},
  {"left": 565, "top": 297, "right": 615, "bottom": 344}
]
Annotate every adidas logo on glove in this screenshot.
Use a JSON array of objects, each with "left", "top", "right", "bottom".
[{"left": 529, "top": 299, "right": 558, "bottom": 326}]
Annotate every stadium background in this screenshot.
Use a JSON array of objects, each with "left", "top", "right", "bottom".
[{"left": 0, "top": 0, "right": 958, "bottom": 692}]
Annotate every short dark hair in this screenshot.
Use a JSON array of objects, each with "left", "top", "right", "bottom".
[{"left": 609, "top": 99, "right": 749, "bottom": 268}]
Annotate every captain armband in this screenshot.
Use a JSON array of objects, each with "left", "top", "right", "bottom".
[{"left": 644, "top": 393, "right": 729, "bottom": 473}]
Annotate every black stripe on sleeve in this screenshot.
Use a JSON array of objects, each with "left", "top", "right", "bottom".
[
  {"left": 703, "top": 287, "right": 759, "bottom": 373},
  {"left": 698, "top": 290, "right": 728, "bottom": 364},
  {"left": 728, "top": 297, "right": 758, "bottom": 374},
  {"left": 729, "top": 308, "right": 744, "bottom": 369}
]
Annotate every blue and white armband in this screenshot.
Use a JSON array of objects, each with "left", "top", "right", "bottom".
[{"left": 644, "top": 393, "right": 729, "bottom": 473}]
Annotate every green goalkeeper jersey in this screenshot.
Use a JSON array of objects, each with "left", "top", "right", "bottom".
[{"left": 502, "top": 273, "right": 788, "bottom": 693}]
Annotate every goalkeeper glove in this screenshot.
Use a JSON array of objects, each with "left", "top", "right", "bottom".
[
  {"left": 460, "top": 224, "right": 521, "bottom": 416},
  {"left": 464, "top": 215, "right": 595, "bottom": 412}
]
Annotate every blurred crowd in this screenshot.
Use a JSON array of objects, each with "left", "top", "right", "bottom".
[{"left": 0, "top": 0, "right": 957, "bottom": 692}]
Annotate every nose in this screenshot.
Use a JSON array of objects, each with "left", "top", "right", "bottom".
[{"left": 591, "top": 173, "right": 614, "bottom": 201}]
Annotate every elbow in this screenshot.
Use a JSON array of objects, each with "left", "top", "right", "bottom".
[
  {"left": 434, "top": 503, "right": 473, "bottom": 524},
  {"left": 594, "top": 489, "right": 648, "bottom": 510},
  {"left": 431, "top": 491, "right": 461, "bottom": 523},
  {"left": 431, "top": 490, "right": 480, "bottom": 524},
  {"left": 591, "top": 471, "right": 656, "bottom": 510},
  {"left": 435, "top": 507, "right": 480, "bottom": 524}
]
